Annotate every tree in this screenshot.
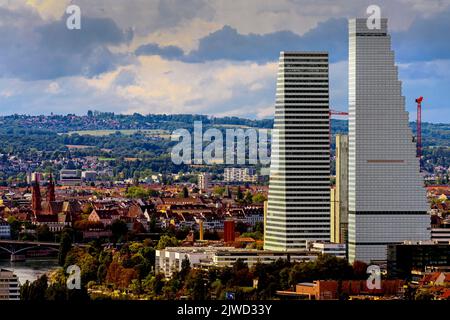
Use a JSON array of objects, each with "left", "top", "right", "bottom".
[
  {"left": 58, "top": 230, "right": 73, "bottom": 266},
  {"left": 415, "top": 289, "right": 434, "bottom": 300},
  {"left": 213, "top": 186, "right": 225, "bottom": 196},
  {"left": 185, "top": 270, "right": 209, "bottom": 300},
  {"left": 179, "top": 255, "right": 191, "bottom": 281},
  {"left": 244, "top": 190, "right": 253, "bottom": 204},
  {"left": 7, "top": 216, "right": 21, "bottom": 240},
  {"left": 252, "top": 193, "right": 267, "bottom": 204},
  {"left": 156, "top": 235, "right": 179, "bottom": 250},
  {"left": 235, "top": 221, "right": 248, "bottom": 234},
  {"left": 352, "top": 260, "right": 368, "bottom": 279},
  {"left": 236, "top": 187, "right": 243, "bottom": 201},
  {"left": 36, "top": 224, "right": 53, "bottom": 241},
  {"left": 111, "top": 219, "right": 128, "bottom": 243},
  {"left": 20, "top": 275, "right": 48, "bottom": 301},
  {"left": 181, "top": 186, "right": 189, "bottom": 198}
]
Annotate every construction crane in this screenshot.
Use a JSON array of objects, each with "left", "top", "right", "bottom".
[
  {"left": 329, "top": 109, "right": 349, "bottom": 152},
  {"left": 415, "top": 96, "right": 423, "bottom": 159}
]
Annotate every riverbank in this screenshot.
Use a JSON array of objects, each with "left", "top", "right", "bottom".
[{"left": 0, "top": 258, "right": 59, "bottom": 285}]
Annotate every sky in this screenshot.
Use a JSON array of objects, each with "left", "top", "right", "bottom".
[{"left": 0, "top": 0, "right": 449, "bottom": 123}]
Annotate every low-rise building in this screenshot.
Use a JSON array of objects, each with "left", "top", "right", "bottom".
[
  {"left": 309, "top": 242, "right": 347, "bottom": 259},
  {"left": 88, "top": 209, "right": 121, "bottom": 226},
  {"left": 387, "top": 241, "right": 450, "bottom": 279},
  {"left": 277, "top": 279, "right": 404, "bottom": 300},
  {"left": 82, "top": 171, "right": 98, "bottom": 182},
  {"left": 431, "top": 219, "right": 450, "bottom": 244},
  {"left": 224, "top": 168, "right": 258, "bottom": 183},
  {"left": 155, "top": 246, "right": 318, "bottom": 278},
  {"left": 198, "top": 173, "right": 210, "bottom": 192},
  {"left": 0, "top": 269, "right": 20, "bottom": 300},
  {"left": 59, "top": 169, "right": 82, "bottom": 186}
]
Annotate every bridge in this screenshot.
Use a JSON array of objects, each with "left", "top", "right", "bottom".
[{"left": 0, "top": 240, "right": 61, "bottom": 261}]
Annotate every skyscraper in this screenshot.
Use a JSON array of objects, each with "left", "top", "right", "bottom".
[
  {"left": 348, "top": 19, "right": 430, "bottom": 263},
  {"left": 331, "top": 134, "right": 349, "bottom": 244},
  {"left": 264, "top": 51, "right": 330, "bottom": 251}
]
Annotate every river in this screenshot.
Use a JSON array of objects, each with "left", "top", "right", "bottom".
[{"left": 0, "top": 258, "right": 60, "bottom": 285}]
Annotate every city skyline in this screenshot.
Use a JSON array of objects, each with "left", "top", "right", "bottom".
[{"left": 0, "top": 1, "right": 448, "bottom": 123}]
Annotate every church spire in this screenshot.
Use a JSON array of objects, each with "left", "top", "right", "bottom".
[
  {"left": 47, "top": 173, "right": 55, "bottom": 203},
  {"left": 32, "top": 179, "right": 42, "bottom": 215}
]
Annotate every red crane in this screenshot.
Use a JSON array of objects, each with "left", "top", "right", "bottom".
[
  {"left": 415, "top": 97, "right": 423, "bottom": 159},
  {"left": 329, "top": 109, "right": 349, "bottom": 152}
]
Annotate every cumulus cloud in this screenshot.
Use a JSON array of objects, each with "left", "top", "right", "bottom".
[
  {"left": 136, "top": 18, "right": 348, "bottom": 63},
  {"left": 392, "top": 8, "right": 450, "bottom": 62},
  {"left": 0, "top": 7, "right": 133, "bottom": 80},
  {"left": 0, "top": 0, "right": 449, "bottom": 122}
]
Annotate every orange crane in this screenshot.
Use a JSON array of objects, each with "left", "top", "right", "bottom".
[{"left": 329, "top": 109, "right": 349, "bottom": 152}]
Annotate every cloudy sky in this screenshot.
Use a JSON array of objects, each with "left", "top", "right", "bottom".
[{"left": 0, "top": 0, "right": 449, "bottom": 122}]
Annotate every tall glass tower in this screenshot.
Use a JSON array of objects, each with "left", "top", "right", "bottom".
[
  {"left": 264, "top": 51, "right": 330, "bottom": 251},
  {"left": 348, "top": 19, "right": 430, "bottom": 263}
]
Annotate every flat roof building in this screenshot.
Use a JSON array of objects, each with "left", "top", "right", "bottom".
[
  {"left": 347, "top": 18, "right": 430, "bottom": 263},
  {"left": 0, "top": 269, "right": 20, "bottom": 300},
  {"left": 265, "top": 51, "right": 330, "bottom": 251}
]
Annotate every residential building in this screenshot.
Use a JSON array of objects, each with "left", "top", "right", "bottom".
[
  {"left": 331, "top": 134, "right": 348, "bottom": 244},
  {"left": 265, "top": 51, "right": 330, "bottom": 251},
  {"left": 224, "top": 168, "right": 258, "bottom": 183},
  {"left": 88, "top": 209, "right": 120, "bottom": 226},
  {"left": 0, "top": 269, "right": 20, "bottom": 300},
  {"left": 198, "top": 173, "right": 210, "bottom": 192},
  {"left": 82, "top": 171, "right": 98, "bottom": 182},
  {"left": 347, "top": 18, "right": 430, "bottom": 263}
]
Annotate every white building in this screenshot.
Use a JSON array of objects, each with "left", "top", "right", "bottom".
[
  {"left": 431, "top": 225, "right": 450, "bottom": 244},
  {"left": 309, "top": 241, "right": 347, "bottom": 259},
  {"left": 265, "top": 51, "right": 330, "bottom": 251},
  {"left": 197, "top": 173, "right": 210, "bottom": 191},
  {"left": 156, "top": 246, "right": 319, "bottom": 278},
  {"left": 59, "top": 169, "right": 82, "bottom": 186},
  {"left": 0, "top": 269, "right": 20, "bottom": 300},
  {"left": 224, "top": 168, "right": 258, "bottom": 183},
  {"left": 82, "top": 171, "right": 98, "bottom": 182},
  {"left": 347, "top": 18, "right": 430, "bottom": 263},
  {"left": 155, "top": 247, "right": 220, "bottom": 278}
]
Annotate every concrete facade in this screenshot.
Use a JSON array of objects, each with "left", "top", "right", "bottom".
[
  {"left": 347, "top": 18, "right": 430, "bottom": 263},
  {"left": 265, "top": 52, "right": 330, "bottom": 251}
]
